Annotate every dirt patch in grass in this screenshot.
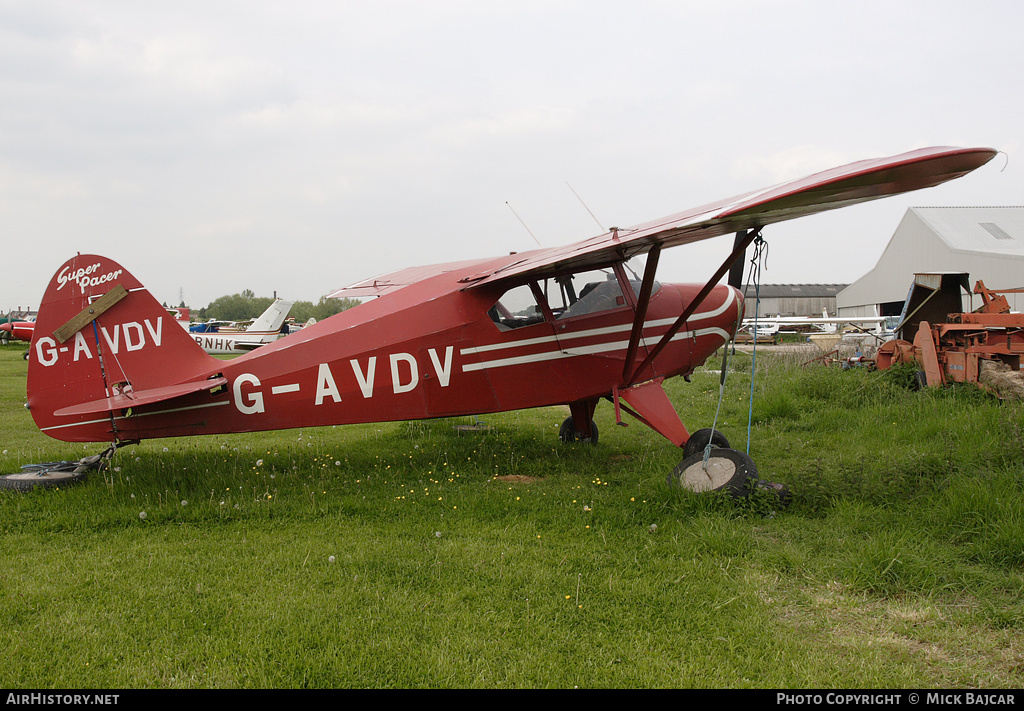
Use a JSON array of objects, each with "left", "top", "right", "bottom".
[{"left": 494, "top": 474, "right": 541, "bottom": 483}]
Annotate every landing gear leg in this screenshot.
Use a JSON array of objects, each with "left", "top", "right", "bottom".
[{"left": 559, "top": 399, "right": 600, "bottom": 444}]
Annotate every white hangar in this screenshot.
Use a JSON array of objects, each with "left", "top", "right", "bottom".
[{"left": 837, "top": 207, "right": 1024, "bottom": 319}]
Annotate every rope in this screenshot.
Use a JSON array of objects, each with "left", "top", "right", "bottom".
[
  {"left": 699, "top": 233, "right": 768, "bottom": 471},
  {"left": 745, "top": 236, "right": 769, "bottom": 453},
  {"left": 703, "top": 344, "right": 730, "bottom": 466}
]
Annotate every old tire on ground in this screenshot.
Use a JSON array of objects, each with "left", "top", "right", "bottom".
[
  {"left": 0, "top": 465, "right": 90, "bottom": 491},
  {"left": 667, "top": 448, "right": 758, "bottom": 498},
  {"left": 682, "top": 427, "right": 730, "bottom": 459},
  {"left": 559, "top": 416, "right": 599, "bottom": 445}
]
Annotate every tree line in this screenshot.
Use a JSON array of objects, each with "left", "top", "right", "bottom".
[{"left": 180, "top": 290, "right": 362, "bottom": 323}]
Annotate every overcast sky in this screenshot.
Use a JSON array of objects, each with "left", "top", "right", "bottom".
[{"left": 2, "top": 0, "right": 1020, "bottom": 311}]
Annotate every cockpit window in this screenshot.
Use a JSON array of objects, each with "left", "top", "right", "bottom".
[
  {"left": 552, "top": 271, "right": 624, "bottom": 319},
  {"left": 488, "top": 259, "right": 660, "bottom": 330},
  {"left": 488, "top": 284, "right": 546, "bottom": 330}
]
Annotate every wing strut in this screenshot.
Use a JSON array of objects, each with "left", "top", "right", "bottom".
[
  {"left": 626, "top": 229, "right": 759, "bottom": 386},
  {"left": 621, "top": 244, "right": 661, "bottom": 381}
]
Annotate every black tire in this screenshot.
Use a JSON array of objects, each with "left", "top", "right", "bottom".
[
  {"left": 913, "top": 370, "right": 927, "bottom": 390},
  {"left": 682, "top": 427, "right": 730, "bottom": 459},
  {"left": 0, "top": 466, "right": 90, "bottom": 491},
  {"left": 22, "top": 350, "right": 29, "bottom": 360},
  {"left": 0, "top": 452, "right": 109, "bottom": 491},
  {"left": 667, "top": 448, "right": 758, "bottom": 498},
  {"left": 559, "top": 416, "right": 599, "bottom": 445}
]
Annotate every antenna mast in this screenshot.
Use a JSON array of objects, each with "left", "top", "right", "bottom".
[
  {"left": 505, "top": 202, "right": 543, "bottom": 248},
  {"left": 566, "top": 181, "right": 605, "bottom": 232}
]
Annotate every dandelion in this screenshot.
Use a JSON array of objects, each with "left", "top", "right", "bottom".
[
  {"left": 139, "top": 511, "right": 147, "bottom": 520},
  {"left": 181, "top": 500, "right": 187, "bottom": 507},
  {"left": 329, "top": 555, "right": 336, "bottom": 563},
  {"left": 256, "top": 459, "right": 263, "bottom": 466}
]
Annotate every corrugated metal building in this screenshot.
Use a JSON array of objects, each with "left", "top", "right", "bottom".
[
  {"left": 742, "top": 284, "right": 847, "bottom": 317},
  {"left": 837, "top": 207, "right": 1024, "bottom": 318}
]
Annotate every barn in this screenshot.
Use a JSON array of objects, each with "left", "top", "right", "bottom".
[
  {"left": 837, "top": 207, "right": 1024, "bottom": 318},
  {"left": 741, "top": 283, "right": 846, "bottom": 318}
]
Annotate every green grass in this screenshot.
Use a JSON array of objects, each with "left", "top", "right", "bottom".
[{"left": 0, "top": 341, "right": 1022, "bottom": 688}]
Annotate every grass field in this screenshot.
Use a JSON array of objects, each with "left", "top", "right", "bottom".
[{"left": 0, "top": 341, "right": 1022, "bottom": 688}]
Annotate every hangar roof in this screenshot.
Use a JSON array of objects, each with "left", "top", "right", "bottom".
[{"left": 912, "top": 206, "right": 1024, "bottom": 256}]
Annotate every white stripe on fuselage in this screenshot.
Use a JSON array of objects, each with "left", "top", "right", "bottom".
[
  {"left": 461, "top": 327, "right": 731, "bottom": 372},
  {"left": 461, "top": 287, "right": 737, "bottom": 372}
]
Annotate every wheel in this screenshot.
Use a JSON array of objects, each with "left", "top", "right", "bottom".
[
  {"left": 913, "top": 370, "right": 927, "bottom": 390},
  {"left": 667, "top": 448, "right": 758, "bottom": 498},
  {"left": 22, "top": 350, "right": 29, "bottom": 360},
  {"left": 682, "top": 427, "right": 730, "bottom": 459},
  {"left": 0, "top": 464, "right": 91, "bottom": 491},
  {"left": 559, "top": 416, "right": 598, "bottom": 445},
  {"left": 0, "top": 453, "right": 108, "bottom": 491}
]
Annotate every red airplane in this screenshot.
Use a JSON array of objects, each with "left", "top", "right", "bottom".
[
  {"left": 10, "top": 146, "right": 996, "bottom": 492},
  {"left": 0, "top": 319, "right": 35, "bottom": 343}
]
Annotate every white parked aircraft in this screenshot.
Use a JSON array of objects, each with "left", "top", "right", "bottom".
[
  {"left": 192, "top": 299, "right": 294, "bottom": 355},
  {"left": 742, "top": 309, "right": 887, "bottom": 335}
]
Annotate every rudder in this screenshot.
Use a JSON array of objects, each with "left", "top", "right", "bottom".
[{"left": 27, "top": 254, "right": 218, "bottom": 442}]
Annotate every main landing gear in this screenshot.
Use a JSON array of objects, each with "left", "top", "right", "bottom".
[{"left": 559, "top": 416, "right": 599, "bottom": 445}]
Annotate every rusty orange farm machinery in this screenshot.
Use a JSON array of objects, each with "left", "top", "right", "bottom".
[{"left": 874, "top": 273, "right": 1024, "bottom": 396}]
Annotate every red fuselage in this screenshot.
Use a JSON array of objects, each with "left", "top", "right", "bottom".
[
  {"left": 1, "top": 321, "right": 34, "bottom": 342},
  {"left": 28, "top": 255, "right": 742, "bottom": 443}
]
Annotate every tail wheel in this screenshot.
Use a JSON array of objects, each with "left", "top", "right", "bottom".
[
  {"left": 682, "top": 427, "right": 730, "bottom": 459},
  {"left": 559, "top": 416, "right": 599, "bottom": 445},
  {"left": 667, "top": 448, "right": 757, "bottom": 498}
]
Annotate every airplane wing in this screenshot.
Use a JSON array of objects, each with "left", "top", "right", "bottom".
[
  {"left": 326, "top": 257, "right": 499, "bottom": 299},
  {"left": 460, "top": 146, "right": 997, "bottom": 288}
]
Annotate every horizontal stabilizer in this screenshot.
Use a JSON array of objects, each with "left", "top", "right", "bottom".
[{"left": 53, "top": 377, "right": 228, "bottom": 418}]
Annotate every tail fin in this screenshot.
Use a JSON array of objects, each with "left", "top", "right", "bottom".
[
  {"left": 27, "top": 255, "right": 220, "bottom": 442},
  {"left": 247, "top": 299, "right": 294, "bottom": 334}
]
